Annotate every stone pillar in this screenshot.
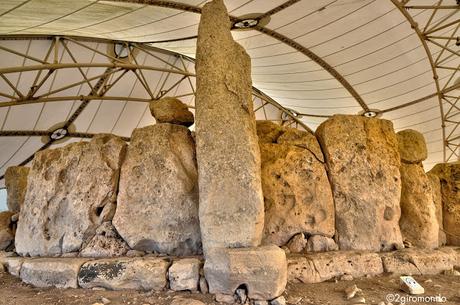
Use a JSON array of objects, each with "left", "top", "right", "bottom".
[
  {"left": 4, "top": 166, "right": 29, "bottom": 213},
  {"left": 397, "top": 129, "right": 438, "bottom": 249},
  {"left": 428, "top": 162, "right": 460, "bottom": 246},
  {"left": 316, "top": 115, "right": 403, "bottom": 251},
  {"left": 195, "top": 0, "right": 264, "bottom": 254},
  {"left": 427, "top": 173, "right": 447, "bottom": 246}
]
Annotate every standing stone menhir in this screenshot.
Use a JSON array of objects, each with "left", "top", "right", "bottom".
[
  {"left": 113, "top": 123, "right": 201, "bottom": 256},
  {"left": 397, "top": 129, "right": 438, "bottom": 249},
  {"left": 195, "top": 0, "right": 264, "bottom": 254},
  {"left": 316, "top": 115, "right": 403, "bottom": 251},
  {"left": 4, "top": 166, "right": 29, "bottom": 213}
]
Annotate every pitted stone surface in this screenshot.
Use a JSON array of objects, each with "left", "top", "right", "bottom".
[
  {"left": 258, "top": 122, "right": 334, "bottom": 247},
  {"left": 2, "top": 256, "right": 23, "bottom": 277},
  {"left": 204, "top": 245, "right": 287, "bottom": 300},
  {"left": 428, "top": 162, "right": 460, "bottom": 246},
  {"left": 20, "top": 258, "right": 89, "bottom": 288},
  {"left": 287, "top": 251, "right": 382, "bottom": 284},
  {"left": 80, "top": 222, "right": 130, "bottom": 258},
  {"left": 149, "top": 97, "right": 194, "bottom": 127},
  {"left": 399, "top": 163, "right": 438, "bottom": 249},
  {"left": 15, "top": 134, "right": 126, "bottom": 257},
  {"left": 396, "top": 129, "right": 428, "bottom": 163},
  {"left": 169, "top": 258, "right": 202, "bottom": 291},
  {"left": 4, "top": 166, "right": 29, "bottom": 212},
  {"left": 316, "top": 115, "right": 403, "bottom": 251},
  {"left": 195, "top": 0, "right": 264, "bottom": 254},
  {"left": 78, "top": 257, "right": 170, "bottom": 291},
  {"left": 113, "top": 124, "right": 201, "bottom": 256}
]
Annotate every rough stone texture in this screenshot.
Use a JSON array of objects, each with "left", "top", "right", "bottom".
[
  {"left": 0, "top": 211, "right": 15, "bottom": 250},
  {"left": 380, "top": 248, "right": 457, "bottom": 275},
  {"left": 305, "top": 235, "right": 338, "bottom": 253},
  {"left": 286, "top": 233, "right": 307, "bottom": 253},
  {"left": 428, "top": 162, "right": 460, "bottom": 246},
  {"left": 287, "top": 251, "right": 383, "bottom": 284},
  {"left": 80, "top": 222, "right": 130, "bottom": 258},
  {"left": 257, "top": 122, "right": 334, "bottom": 247},
  {"left": 428, "top": 174, "right": 447, "bottom": 246},
  {"left": 2, "top": 257, "right": 23, "bottom": 277},
  {"left": 204, "top": 245, "right": 287, "bottom": 300},
  {"left": 4, "top": 166, "right": 29, "bottom": 212},
  {"left": 113, "top": 124, "right": 201, "bottom": 256},
  {"left": 15, "top": 134, "right": 126, "bottom": 257},
  {"left": 316, "top": 115, "right": 403, "bottom": 251},
  {"left": 396, "top": 129, "right": 428, "bottom": 163},
  {"left": 149, "top": 97, "right": 194, "bottom": 127},
  {"left": 399, "top": 163, "right": 439, "bottom": 249},
  {"left": 195, "top": 0, "right": 264, "bottom": 254},
  {"left": 78, "top": 258, "right": 170, "bottom": 291},
  {"left": 169, "top": 258, "right": 201, "bottom": 291},
  {"left": 20, "top": 258, "right": 89, "bottom": 288}
]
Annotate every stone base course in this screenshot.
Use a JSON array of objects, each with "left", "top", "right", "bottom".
[{"left": 1, "top": 248, "right": 459, "bottom": 298}]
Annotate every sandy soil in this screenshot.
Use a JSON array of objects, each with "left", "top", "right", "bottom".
[{"left": 0, "top": 271, "right": 459, "bottom": 305}]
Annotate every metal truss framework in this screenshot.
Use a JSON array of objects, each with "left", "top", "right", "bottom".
[
  {"left": 391, "top": 0, "right": 460, "bottom": 162},
  {"left": 0, "top": 35, "right": 307, "bottom": 175}
]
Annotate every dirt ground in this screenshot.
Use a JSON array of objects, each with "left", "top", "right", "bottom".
[{"left": 0, "top": 271, "right": 459, "bottom": 305}]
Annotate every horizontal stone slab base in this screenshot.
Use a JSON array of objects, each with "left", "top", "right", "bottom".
[{"left": 1, "top": 247, "right": 459, "bottom": 290}]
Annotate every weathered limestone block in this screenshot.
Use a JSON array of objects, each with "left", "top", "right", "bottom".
[
  {"left": 4, "top": 166, "right": 29, "bottom": 212},
  {"left": 287, "top": 251, "right": 383, "bottom": 283},
  {"left": 113, "top": 124, "right": 201, "bottom": 256},
  {"left": 149, "top": 97, "right": 194, "bottom": 127},
  {"left": 2, "top": 256, "right": 23, "bottom": 277},
  {"left": 428, "top": 174, "right": 447, "bottom": 246},
  {"left": 15, "top": 134, "right": 126, "bottom": 257},
  {"left": 305, "top": 235, "right": 338, "bottom": 253},
  {"left": 286, "top": 233, "right": 307, "bottom": 253},
  {"left": 396, "top": 129, "right": 428, "bottom": 163},
  {"left": 169, "top": 258, "right": 202, "bottom": 291},
  {"left": 428, "top": 162, "right": 460, "bottom": 246},
  {"left": 204, "top": 245, "right": 287, "bottom": 300},
  {"left": 80, "top": 222, "right": 129, "bottom": 258},
  {"left": 258, "top": 122, "right": 334, "bottom": 246},
  {"left": 78, "top": 257, "right": 170, "bottom": 291},
  {"left": 380, "top": 248, "right": 457, "bottom": 275},
  {"left": 0, "top": 211, "right": 15, "bottom": 250},
  {"left": 316, "top": 115, "right": 403, "bottom": 251},
  {"left": 195, "top": 0, "right": 264, "bottom": 253},
  {"left": 20, "top": 258, "right": 89, "bottom": 288},
  {"left": 399, "top": 163, "right": 439, "bottom": 249}
]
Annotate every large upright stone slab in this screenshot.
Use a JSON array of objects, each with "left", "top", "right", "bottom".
[
  {"left": 427, "top": 173, "right": 447, "bottom": 246},
  {"left": 4, "top": 166, "right": 29, "bottom": 212},
  {"left": 15, "top": 134, "right": 126, "bottom": 257},
  {"left": 113, "top": 124, "right": 201, "bottom": 256},
  {"left": 257, "top": 122, "right": 335, "bottom": 246},
  {"left": 428, "top": 162, "right": 460, "bottom": 245},
  {"left": 195, "top": 0, "right": 264, "bottom": 253},
  {"left": 399, "top": 163, "right": 439, "bottom": 249},
  {"left": 316, "top": 115, "right": 403, "bottom": 251}
]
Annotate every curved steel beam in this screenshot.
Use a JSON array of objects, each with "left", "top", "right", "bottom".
[
  {"left": 110, "top": 0, "right": 369, "bottom": 111},
  {"left": 390, "top": 0, "right": 447, "bottom": 161}
]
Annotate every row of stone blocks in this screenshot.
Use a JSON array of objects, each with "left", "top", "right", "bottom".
[{"left": 1, "top": 247, "right": 459, "bottom": 292}]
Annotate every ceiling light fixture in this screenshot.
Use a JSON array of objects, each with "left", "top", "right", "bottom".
[
  {"left": 50, "top": 127, "right": 68, "bottom": 141},
  {"left": 233, "top": 18, "right": 259, "bottom": 29}
]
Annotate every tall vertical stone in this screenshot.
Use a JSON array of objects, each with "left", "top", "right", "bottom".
[
  {"left": 427, "top": 173, "right": 447, "bottom": 246},
  {"left": 428, "top": 162, "right": 460, "bottom": 246},
  {"left": 397, "top": 130, "right": 438, "bottom": 249},
  {"left": 4, "top": 166, "right": 29, "bottom": 212},
  {"left": 195, "top": 0, "right": 264, "bottom": 254},
  {"left": 316, "top": 115, "right": 403, "bottom": 251}
]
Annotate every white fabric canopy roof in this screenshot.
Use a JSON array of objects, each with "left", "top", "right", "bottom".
[{"left": 0, "top": 0, "right": 459, "bottom": 186}]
